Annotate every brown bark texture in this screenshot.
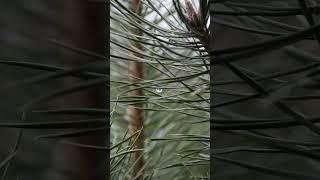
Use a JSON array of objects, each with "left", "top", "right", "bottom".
[{"left": 127, "top": 0, "right": 145, "bottom": 179}]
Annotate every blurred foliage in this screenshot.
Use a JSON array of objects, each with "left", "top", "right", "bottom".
[
  {"left": 0, "top": 1, "right": 107, "bottom": 179},
  {"left": 211, "top": 1, "right": 320, "bottom": 179}
]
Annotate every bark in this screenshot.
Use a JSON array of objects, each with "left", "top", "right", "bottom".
[
  {"left": 50, "top": 1, "right": 108, "bottom": 180},
  {"left": 127, "top": 0, "right": 145, "bottom": 179}
]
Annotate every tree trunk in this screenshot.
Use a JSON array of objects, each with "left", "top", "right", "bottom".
[
  {"left": 50, "top": 1, "right": 108, "bottom": 180},
  {"left": 127, "top": 0, "right": 145, "bottom": 179}
]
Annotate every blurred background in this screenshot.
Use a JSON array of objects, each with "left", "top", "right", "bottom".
[
  {"left": 0, "top": 1, "right": 107, "bottom": 180},
  {"left": 211, "top": 1, "right": 320, "bottom": 179}
]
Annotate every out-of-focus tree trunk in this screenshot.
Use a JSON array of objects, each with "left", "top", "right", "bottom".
[
  {"left": 127, "top": 0, "right": 145, "bottom": 179},
  {"left": 51, "top": 1, "right": 107, "bottom": 180}
]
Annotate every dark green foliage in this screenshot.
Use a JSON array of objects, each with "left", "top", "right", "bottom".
[{"left": 211, "top": 1, "right": 320, "bottom": 179}]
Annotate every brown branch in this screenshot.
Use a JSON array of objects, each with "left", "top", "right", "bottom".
[{"left": 127, "top": 0, "right": 145, "bottom": 179}]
